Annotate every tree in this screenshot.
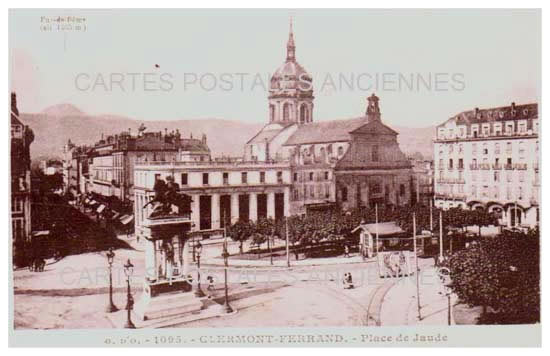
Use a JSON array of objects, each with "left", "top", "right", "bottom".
[
  {"left": 447, "top": 229, "right": 540, "bottom": 324},
  {"left": 226, "top": 219, "right": 253, "bottom": 254}
]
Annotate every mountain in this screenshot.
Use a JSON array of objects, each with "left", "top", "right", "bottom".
[
  {"left": 41, "top": 103, "right": 84, "bottom": 117},
  {"left": 20, "top": 104, "right": 435, "bottom": 161},
  {"left": 394, "top": 125, "right": 435, "bottom": 160}
]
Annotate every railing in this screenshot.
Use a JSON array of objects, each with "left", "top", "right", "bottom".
[
  {"left": 469, "top": 164, "right": 479, "bottom": 170},
  {"left": 136, "top": 160, "right": 290, "bottom": 167},
  {"left": 479, "top": 163, "right": 491, "bottom": 170},
  {"left": 514, "top": 163, "right": 528, "bottom": 170},
  {"left": 492, "top": 163, "right": 502, "bottom": 170},
  {"left": 504, "top": 164, "right": 514, "bottom": 170},
  {"left": 434, "top": 193, "right": 467, "bottom": 201},
  {"left": 436, "top": 178, "right": 465, "bottom": 184}
]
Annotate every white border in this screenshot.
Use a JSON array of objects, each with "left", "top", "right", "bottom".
[{"left": 2, "top": 1, "right": 548, "bottom": 354}]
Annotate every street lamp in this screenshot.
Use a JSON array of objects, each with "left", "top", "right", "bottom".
[
  {"left": 105, "top": 248, "right": 118, "bottom": 313},
  {"left": 222, "top": 242, "right": 233, "bottom": 313},
  {"left": 194, "top": 241, "right": 205, "bottom": 297},
  {"left": 123, "top": 259, "right": 135, "bottom": 329}
]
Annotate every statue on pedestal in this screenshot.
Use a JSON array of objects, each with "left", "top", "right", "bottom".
[{"left": 143, "top": 176, "right": 192, "bottom": 219}]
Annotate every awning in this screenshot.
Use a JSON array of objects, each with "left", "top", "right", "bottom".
[
  {"left": 363, "top": 222, "right": 404, "bottom": 236},
  {"left": 96, "top": 204, "right": 106, "bottom": 213},
  {"left": 120, "top": 215, "right": 134, "bottom": 225}
]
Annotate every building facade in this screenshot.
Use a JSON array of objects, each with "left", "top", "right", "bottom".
[
  {"left": 134, "top": 162, "right": 291, "bottom": 239},
  {"left": 10, "top": 93, "right": 34, "bottom": 263},
  {"left": 433, "top": 102, "right": 539, "bottom": 227},
  {"left": 70, "top": 128, "right": 210, "bottom": 204}
]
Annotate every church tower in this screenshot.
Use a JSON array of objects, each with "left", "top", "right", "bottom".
[
  {"left": 366, "top": 93, "right": 381, "bottom": 121},
  {"left": 268, "top": 19, "right": 314, "bottom": 125}
]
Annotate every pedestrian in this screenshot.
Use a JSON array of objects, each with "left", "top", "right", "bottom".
[
  {"left": 342, "top": 272, "right": 354, "bottom": 289},
  {"left": 344, "top": 244, "right": 350, "bottom": 258}
]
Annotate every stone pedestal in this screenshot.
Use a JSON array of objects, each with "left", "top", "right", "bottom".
[{"left": 136, "top": 216, "right": 204, "bottom": 321}]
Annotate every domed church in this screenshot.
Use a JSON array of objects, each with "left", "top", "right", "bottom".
[{"left": 244, "top": 20, "right": 414, "bottom": 214}]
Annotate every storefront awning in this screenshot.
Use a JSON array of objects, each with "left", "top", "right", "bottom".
[
  {"left": 120, "top": 215, "right": 134, "bottom": 225},
  {"left": 363, "top": 222, "right": 404, "bottom": 236}
]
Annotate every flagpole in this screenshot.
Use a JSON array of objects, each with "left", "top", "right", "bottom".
[
  {"left": 439, "top": 211, "right": 443, "bottom": 260},
  {"left": 375, "top": 204, "right": 379, "bottom": 256},
  {"left": 430, "top": 199, "right": 434, "bottom": 232},
  {"left": 285, "top": 216, "right": 290, "bottom": 267},
  {"left": 413, "top": 212, "right": 421, "bottom": 320}
]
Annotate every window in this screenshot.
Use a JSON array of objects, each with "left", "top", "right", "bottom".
[
  {"left": 448, "top": 144, "right": 454, "bottom": 154},
  {"left": 495, "top": 143, "right": 500, "bottom": 154},
  {"left": 458, "top": 144, "right": 463, "bottom": 154},
  {"left": 283, "top": 103, "right": 290, "bottom": 121},
  {"left": 519, "top": 171, "right": 525, "bottom": 182},
  {"left": 448, "top": 159, "right": 453, "bottom": 169},
  {"left": 241, "top": 172, "right": 248, "bottom": 184},
  {"left": 483, "top": 143, "right": 488, "bottom": 155},
  {"left": 494, "top": 171, "right": 500, "bottom": 182},
  {"left": 372, "top": 145, "right": 379, "bottom": 162},
  {"left": 223, "top": 172, "right": 229, "bottom": 185},
  {"left": 471, "top": 185, "right": 477, "bottom": 198},
  {"left": 293, "top": 172, "right": 298, "bottom": 182},
  {"left": 181, "top": 173, "right": 188, "bottom": 186},
  {"left": 439, "top": 159, "right": 443, "bottom": 169},
  {"left": 519, "top": 141, "right": 525, "bottom": 158},
  {"left": 458, "top": 158, "right": 464, "bottom": 169},
  {"left": 260, "top": 172, "right": 266, "bottom": 183},
  {"left": 518, "top": 122, "right": 526, "bottom": 133},
  {"left": 300, "top": 105, "right": 309, "bottom": 124},
  {"left": 324, "top": 171, "right": 329, "bottom": 180},
  {"left": 338, "top": 146, "right": 344, "bottom": 156},
  {"left": 202, "top": 173, "right": 209, "bottom": 185},
  {"left": 399, "top": 184, "right": 406, "bottom": 197},
  {"left": 506, "top": 142, "right": 512, "bottom": 154},
  {"left": 309, "top": 172, "right": 314, "bottom": 181},
  {"left": 341, "top": 187, "right": 348, "bottom": 202},
  {"left": 494, "top": 123, "right": 502, "bottom": 136},
  {"left": 472, "top": 143, "right": 477, "bottom": 155},
  {"left": 277, "top": 171, "right": 283, "bottom": 184}
]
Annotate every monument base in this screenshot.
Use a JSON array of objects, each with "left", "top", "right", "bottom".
[{"left": 134, "top": 279, "right": 204, "bottom": 321}]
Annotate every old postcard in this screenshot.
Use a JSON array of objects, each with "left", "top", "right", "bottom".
[{"left": 8, "top": 8, "right": 541, "bottom": 347}]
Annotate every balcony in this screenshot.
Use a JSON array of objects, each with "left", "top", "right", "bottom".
[
  {"left": 514, "top": 163, "right": 528, "bottom": 170},
  {"left": 492, "top": 163, "right": 502, "bottom": 170},
  {"left": 479, "top": 163, "right": 491, "bottom": 170},
  {"left": 469, "top": 164, "right": 479, "bottom": 170},
  {"left": 435, "top": 193, "right": 467, "bottom": 201},
  {"left": 437, "top": 178, "right": 465, "bottom": 184},
  {"left": 504, "top": 164, "right": 514, "bottom": 170}
]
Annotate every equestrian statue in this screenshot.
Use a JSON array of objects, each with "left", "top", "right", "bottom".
[{"left": 143, "top": 176, "right": 193, "bottom": 219}]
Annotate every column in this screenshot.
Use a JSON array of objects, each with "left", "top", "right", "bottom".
[
  {"left": 211, "top": 193, "right": 220, "bottom": 229},
  {"left": 249, "top": 193, "right": 258, "bottom": 222},
  {"left": 231, "top": 193, "right": 240, "bottom": 224},
  {"left": 283, "top": 187, "right": 290, "bottom": 217},
  {"left": 191, "top": 194, "right": 200, "bottom": 230},
  {"left": 267, "top": 192, "right": 275, "bottom": 219},
  {"left": 182, "top": 238, "right": 191, "bottom": 276}
]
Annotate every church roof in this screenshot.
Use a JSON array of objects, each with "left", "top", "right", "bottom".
[{"left": 282, "top": 117, "right": 368, "bottom": 145}]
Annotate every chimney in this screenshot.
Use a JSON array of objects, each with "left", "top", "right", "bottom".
[
  {"left": 11, "top": 92, "right": 18, "bottom": 116},
  {"left": 511, "top": 102, "right": 516, "bottom": 110}
]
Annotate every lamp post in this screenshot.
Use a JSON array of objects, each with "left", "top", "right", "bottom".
[
  {"left": 123, "top": 259, "right": 135, "bottom": 329},
  {"left": 105, "top": 248, "right": 118, "bottom": 313},
  {"left": 222, "top": 241, "right": 233, "bottom": 313},
  {"left": 438, "top": 267, "right": 453, "bottom": 326},
  {"left": 194, "top": 241, "right": 205, "bottom": 297}
]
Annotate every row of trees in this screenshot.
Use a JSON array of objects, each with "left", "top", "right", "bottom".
[{"left": 225, "top": 205, "right": 500, "bottom": 256}]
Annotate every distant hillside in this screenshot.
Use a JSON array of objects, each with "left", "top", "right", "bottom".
[
  {"left": 394, "top": 125, "right": 435, "bottom": 160},
  {"left": 20, "top": 104, "right": 435, "bottom": 161}
]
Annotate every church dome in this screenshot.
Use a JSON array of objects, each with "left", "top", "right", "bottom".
[{"left": 269, "top": 19, "right": 312, "bottom": 92}]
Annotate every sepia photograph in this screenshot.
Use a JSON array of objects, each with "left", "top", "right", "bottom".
[{"left": 8, "top": 6, "right": 541, "bottom": 347}]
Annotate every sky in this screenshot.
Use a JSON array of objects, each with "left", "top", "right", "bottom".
[{"left": 9, "top": 9, "right": 541, "bottom": 128}]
